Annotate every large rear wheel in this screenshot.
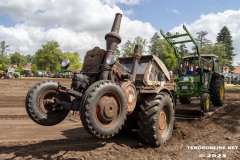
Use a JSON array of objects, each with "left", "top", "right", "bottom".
[
  {"left": 80, "top": 81, "right": 127, "bottom": 138},
  {"left": 210, "top": 77, "right": 225, "bottom": 106},
  {"left": 26, "top": 81, "right": 70, "bottom": 126},
  {"left": 137, "top": 92, "right": 174, "bottom": 147}
]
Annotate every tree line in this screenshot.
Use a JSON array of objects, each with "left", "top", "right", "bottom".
[
  {"left": 0, "top": 41, "right": 82, "bottom": 74},
  {"left": 0, "top": 26, "right": 236, "bottom": 73},
  {"left": 120, "top": 26, "right": 236, "bottom": 72}
]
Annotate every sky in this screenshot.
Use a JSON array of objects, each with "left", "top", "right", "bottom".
[{"left": 0, "top": 0, "right": 239, "bottom": 65}]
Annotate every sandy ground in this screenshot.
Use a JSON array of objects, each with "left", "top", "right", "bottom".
[{"left": 0, "top": 78, "right": 239, "bottom": 160}]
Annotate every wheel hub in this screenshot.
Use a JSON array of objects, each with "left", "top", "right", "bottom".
[
  {"left": 159, "top": 109, "right": 167, "bottom": 135},
  {"left": 97, "top": 95, "right": 118, "bottom": 123},
  {"left": 39, "top": 90, "right": 58, "bottom": 115}
]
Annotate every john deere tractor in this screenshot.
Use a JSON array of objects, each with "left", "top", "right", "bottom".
[
  {"left": 160, "top": 25, "right": 225, "bottom": 113},
  {"left": 26, "top": 13, "right": 175, "bottom": 147}
]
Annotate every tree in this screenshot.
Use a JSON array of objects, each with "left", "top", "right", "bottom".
[
  {"left": 31, "top": 64, "right": 38, "bottom": 74},
  {"left": 216, "top": 26, "right": 235, "bottom": 70},
  {"left": 149, "top": 33, "right": 177, "bottom": 71},
  {"left": 195, "top": 31, "right": 211, "bottom": 48},
  {"left": 192, "top": 31, "right": 211, "bottom": 54},
  {"left": 178, "top": 44, "right": 189, "bottom": 57},
  {"left": 150, "top": 32, "right": 160, "bottom": 43},
  {"left": 121, "top": 36, "right": 147, "bottom": 56},
  {"left": 35, "top": 41, "right": 64, "bottom": 72},
  {"left": 122, "top": 40, "right": 134, "bottom": 56},
  {"left": 0, "top": 41, "right": 10, "bottom": 64},
  {"left": 63, "top": 52, "right": 82, "bottom": 70},
  {"left": 201, "top": 43, "right": 228, "bottom": 72},
  {"left": 10, "top": 52, "right": 27, "bottom": 68},
  {"left": 25, "top": 54, "right": 33, "bottom": 63},
  {"left": 0, "top": 62, "right": 6, "bottom": 71}
]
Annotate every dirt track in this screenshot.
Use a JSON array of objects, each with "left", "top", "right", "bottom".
[{"left": 0, "top": 78, "right": 239, "bottom": 160}]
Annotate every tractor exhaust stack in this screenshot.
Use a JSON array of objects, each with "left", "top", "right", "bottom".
[{"left": 100, "top": 13, "right": 122, "bottom": 80}]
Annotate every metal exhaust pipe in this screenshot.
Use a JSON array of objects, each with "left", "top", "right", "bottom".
[{"left": 100, "top": 13, "right": 122, "bottom": 80}]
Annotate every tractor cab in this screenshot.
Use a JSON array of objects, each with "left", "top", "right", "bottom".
[
  {"left": 118, "top": 55, "right": 171, "bottom": 87},
  {"left": 181, "top": 54, "right": 219, "bottom": 76}
]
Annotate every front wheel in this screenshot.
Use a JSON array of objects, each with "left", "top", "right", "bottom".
[
  {"left": 137, "top": 92, "right": 174, "bottom": 147},
  {"left": 201, "top": 93, "right": 211, "bottom": 113},
  {"left": 80, "top": 81, "right": 127, "bottom": 138},
  {"left": 26, "top": 81, "right": 70, "bottom": 126}
]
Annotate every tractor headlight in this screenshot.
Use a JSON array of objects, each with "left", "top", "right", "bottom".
[{"left": 106, "top": 54, "right": 117, "bottom": 66}]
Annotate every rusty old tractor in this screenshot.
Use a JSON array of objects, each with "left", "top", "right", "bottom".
[{"left": 26, "top": 13, "right": 175, "bottom": 147}]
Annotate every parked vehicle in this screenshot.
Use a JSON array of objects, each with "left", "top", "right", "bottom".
[{"left": 37, "top": 70, "right": 47, "bottom": 77}]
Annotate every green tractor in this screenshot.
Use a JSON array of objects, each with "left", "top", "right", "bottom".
[{"left": 160, "top": 25, "right": 225, "bottom": 113}]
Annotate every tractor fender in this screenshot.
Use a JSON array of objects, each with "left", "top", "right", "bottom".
[{"left": 159, "top": 87, "right": 176, "bottom": 109}]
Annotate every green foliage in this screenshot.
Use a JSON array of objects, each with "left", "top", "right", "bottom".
[
  {"left": 0, "top": 41, "right": 10, "bottom": 64},
  {"left": 31, "top": 64, "right": 38, "bottom": 74},
  {"left": 10, "top": 52, "right": 27, "bottom": 69},
  {"left": 121, "top": 36, "right": 147, "bottom": 57},
  {"left": 122, "top": 40, "right": 135, "bottom": 56},
  {"left": 178, "top": 44, "right": 189, "bottom": 57},
  {"left": 35, "top": 41, "right": 63, "bottom": 72},
  {"left": 0, "top": 62, "right": 6, "bottom": 71},
  {"left": 63, "top": 52, "right": 82, "bottom": 70},
  {"left": 150, "top": 32, "right": 160, "bottom": 43},
  {"left": 201, "top": 43, "right": 228, "bottom": 72},
  {"left": 195, "top": 31, "right": 211, "bottom": 48},
  {"left": 115, "top": 47, "right": 121, "bottom": 58},
  {"left": 149, "top": 33, "right": 177, "bottom": 71},
  {"left": 216, "top": 26, "right": 235, "bottom": 70},
  {"left": 25, "top": 54, "right": 33, "bottom": 63}
]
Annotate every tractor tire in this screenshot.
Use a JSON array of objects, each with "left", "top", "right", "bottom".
[
  {"left": 210, "top": 77, "right": 225, "bottom": 106},
  {"left": 80, "top": 81, "right": 127, "bottom": 138},
  {"left": 137, "top": 92, "right": 174, "bottom": 147},
  {"left": 201, "top": 93, "right": 211, "bottom": 113},
  {"left": 26, "top": 81, "right": 70, "bottom": 126},
  {"left": 179, "top": 96, "right": 191, "bottom": 104}
]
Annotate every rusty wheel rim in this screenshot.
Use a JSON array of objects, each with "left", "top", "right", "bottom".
[
  {"left": 95, "top": 93, "right": 121, "bottom": 127},
  {"left": 39, "top": 90, "right": 58, "bottom": 116},
  {"left": 159, "top": 108, "right": 167, "bottom": 136}
]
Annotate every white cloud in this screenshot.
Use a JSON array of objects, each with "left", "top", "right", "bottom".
[
  {"left": 124, "top": 9, "right": 135, "bottom": 16},
  {"left": 172, "top": 9, "right": 180, "bottom": 14},
  {"left": 0, "top": 0, "right": 156, "bottom": 59},
  {"left": 170, "top": 10, "right": 240, "bottom": 65},
  {"left": 101, "top": 0, "right": 142, "bottom": 6}
]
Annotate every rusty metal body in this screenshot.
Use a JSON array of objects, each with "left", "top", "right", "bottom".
[{"left": 26, "top": 13, "right": 175, "bottom": 147}]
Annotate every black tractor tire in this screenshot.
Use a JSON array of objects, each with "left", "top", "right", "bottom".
[
  {"left": 80, "top": 81, "right": 127, "bottom": 138},
  {"left": 26, "top": 81, "right": 70, "bottom": 126},
  {"left": 209, "top": 77, "right": 225, "bottom": 106},
  {"left": 201, "top": 93, "right": 211, "bottom": 113},
  {"left": 137, "top": 92, "right": 174, "bottom": 147},
  {"left": 179, "top": 96, "right": 191, "bottom": 104}
]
